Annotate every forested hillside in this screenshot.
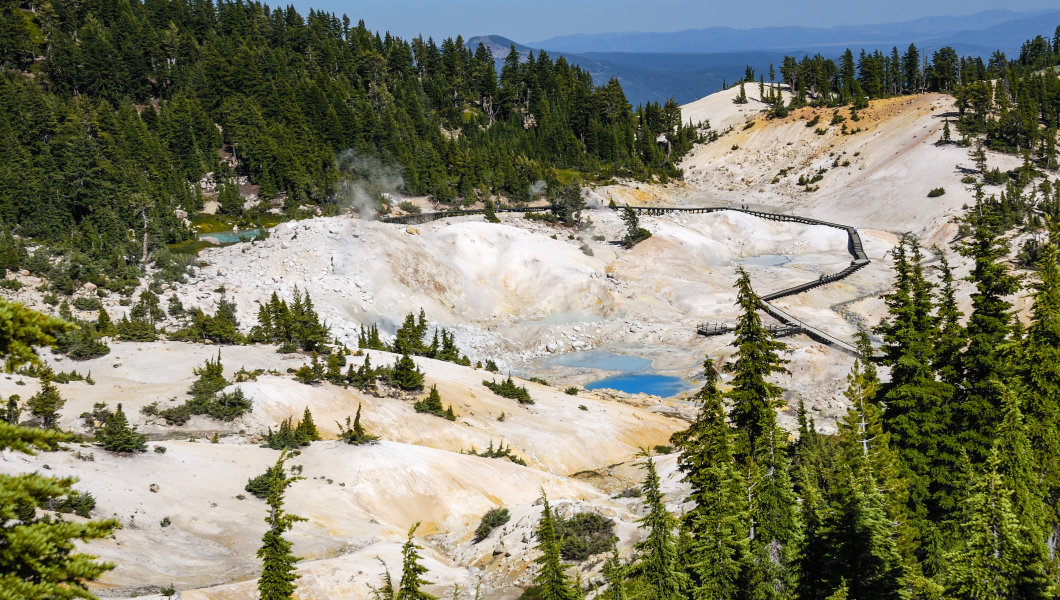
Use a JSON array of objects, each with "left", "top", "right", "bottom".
[
  {"left": 744, "top": 32, "right": 1060, "bottom": 165},
  {"left": 0, "top": 0, "right": 695, "bottom": 283}
]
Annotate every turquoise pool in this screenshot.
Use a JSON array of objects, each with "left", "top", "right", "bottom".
[
  {"left": 200, "top": 228, "right": 262, "bottom": 243},
  {"left": 544, "top": 349, "right": 692, "bottom": 397},
  {"left": 585, "top": 373, "right": 691, "bottom": 397}
]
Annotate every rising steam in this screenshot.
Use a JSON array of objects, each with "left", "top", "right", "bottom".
[{"left": 333, "top": 151, "right": 406, "bottom": 220}]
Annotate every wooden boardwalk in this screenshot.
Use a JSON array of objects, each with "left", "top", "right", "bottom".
[
  {"left": 378, "top": 203, "right": 870, "bottom": 357},
  {"left": 630, "top": 206, "right": 867, "bottom": 356}
]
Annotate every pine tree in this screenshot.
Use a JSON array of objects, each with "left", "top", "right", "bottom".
[
  {"left": 956, "top": 194, "right": 1018, "bottom": 464},
  {"left": 745, "top": 420, "right": 799, "bottom": 600},
  {"left": 295, "top": 407, "right": 320, "bottom": 442},
  {"left": 1018, "top": 225, "right": 1060, "bottom": 551},
  {"left": 933, "top": 251, "right": 964, "bottom": 389},
  {"left": 840, "top": 473, "right": 906, "bottom": 600},
  {"left": 27, "top": 371, "right": 65, "bottom": 429},
  {"left": 533, "top": 492, "right": 581, "bottom": 600},
  {"left": 339, "top": 403, "right": 379, "bottom": 445},
  {"left": 602, "top": 544, "right": 628, "bottom": 600},
  {"left": 795, "top": 466, "right": 832, "bottom": 600},
  {"left": 993, "top": 386, "right": 1050, "bottom": 553},
  {"left": 391, "top": 354, "right": 424, "bottom": 391},
  {"left": 3, "top": 394, "right": 19, "bottom": 424},
  {"left": 96, "top": 306, "right": 115, "bottom": 336},
  {"left": 98, "top": 403, "right": 146, "bottom": 452},
  {"left": 257, "top": 451, "right": 306, "bottom": 600},
  {"left": 944, "top": 449, "right": 1050, "bottom": 600},
  {"left": 396, "top": 523, "right": 436, "bottom": 600},
  {"left": 725, "top": 268, "right": 788, "bottom": 458},
  {"left": 631, "top": 456, "right": 685, "bottom": 600},
  {"left": 876, "top": 237, "right": 952, "bottom": 520},
  {"left": 0, "top": 298, "right": 117, "bottom": 599},
  {"left": 673, "top": 359, "right": 750, "bottom": 600}
]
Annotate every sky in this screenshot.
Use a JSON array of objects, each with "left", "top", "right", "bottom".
[{"left": 289, "top": 0, "right": 1059, "bottom": 43}]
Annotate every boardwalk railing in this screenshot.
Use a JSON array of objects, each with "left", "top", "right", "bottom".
[
  {"left": 380, "top": 206, "right": 550, "bottom": 225},
  {"left": 377, "top": 203, "right": 870, "bottom": 357},
  {"left": 628, "top": 206, "right": 868, "bottom": 356}
]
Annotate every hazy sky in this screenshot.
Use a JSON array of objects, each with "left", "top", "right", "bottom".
[{"left": 289, "top": 0, "right": 1058, "bottom": 43}]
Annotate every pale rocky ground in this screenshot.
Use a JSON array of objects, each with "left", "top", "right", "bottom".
[{"left": 2, "top": 84, "right": 1054, "bottom": 599}]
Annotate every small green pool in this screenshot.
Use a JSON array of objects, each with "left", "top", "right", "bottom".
[{"left": 199, "top": 228, "right": 261, "bottom": 243}]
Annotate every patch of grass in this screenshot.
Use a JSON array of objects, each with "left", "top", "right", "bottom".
[
  {"left": 927, "top": 187, "right": 946, "bottom": 198},
  {"left": 168, "top": 240, "right": 215, "bottom": 255},
  {"left": 189, "top": 213, "right": 235, "bottom": 233}
]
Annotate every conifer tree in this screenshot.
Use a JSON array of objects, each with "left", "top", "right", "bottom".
[
  {"left": 632, "top": 456, "right": 685, "bottom": 600},
  {"left": 27, "top": 371, "right": 65, "bottom": 429},
  {"left": 0, "top": 298, "right": 117, "bottom": 599},
  {"left": 96, "top": 306, "right": 115, "bottom": 336},
  {"left": 295, "top": 407, "right": 320, "bottom": 442},
  {"left": 391, "top": 354, "right": 424, "bottom": 391},
  {"left": 396, "top": 523, "right": 436, "bottom": 600},
  {"left": 876, "top": 237, "right": 952, "bottom": 519},
  {"left": 680, "top": 389, "right": 750, "bottom": 600},
  {"left": 957, "top": 195, "right": 1018, "bottom": 463},
  {"left": 944, "top": 449, "right": 1050, "bottom": 600},
  {"left": 993, "top": 386, "right": 1049, "bottom": 553},
  {"left": 933, "top": 252, "right": 964, "bottom": 389},
  {"left": 533, "top": 492, "right": 581, "bottom": 600},
  {"left": 745, "top": 420, "right": 800, "bottom": 600},
  {"left": 4, "top": 394, "right": 19, "bottom": 424},
  {"left": 725, "top": 268, "right": 787, "bottom": 458},
  {"left": 257, "top": 451, "right": 305, "bottom": 600},
  {"left": 99, "top": 403, "right": 146, "bottom": 453},
  {"left": 795, "top": 466, "right": 832, "bottom": 600},
  {"left": 602, "top": 544, "right": 628, "bottom": 600},
  {"left": 840, "top": 473, "right": 906, "bottom": 600},
  {"left": 1018, "top": 225, "right": 1060, "bottom": 549}
]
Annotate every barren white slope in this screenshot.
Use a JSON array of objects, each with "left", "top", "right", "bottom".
[{"left": 0, "top": 439, "right": 627, "bottom": 597}]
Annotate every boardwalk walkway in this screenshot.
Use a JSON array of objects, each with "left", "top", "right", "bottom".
[{"left": 380, "top": 204, "right": 869, "bottom": 357}]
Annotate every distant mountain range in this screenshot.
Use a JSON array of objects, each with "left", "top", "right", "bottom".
[
  {"left": 468, "top": 10, "right": 1060, "bottom": 107},
  {"left": 466, "top": 35, "right": 788, "bottom": 107},
  {"left": 528, "top": 9, "right": 1060, "bottom": 55}
]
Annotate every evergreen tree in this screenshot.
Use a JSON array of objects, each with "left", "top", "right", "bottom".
[
  {"left": 98, "top": 403, "right": 146, "bottom": 452},
  {"left": 745, "top": 420, "right": 800, "bottom": 600},
  {"left": 678, "top": 380, "right": 749, "bottom": 600},
  {"left": 724, "top": 268, "right": 788, "bottom": 458},
  {"left": 602, "top": 544, "right": 628, "bottom": 600},
  {"left": 956, "top": 194, "right": 1018, "bottom": 465},
  {"left": 1018, "top": 225, "right": 1060, "bottom": 550},
  {"left": 839, "top": 473, "right": 906, "bottom": 600},
  {"left": 533, "top": 492, "right": 581, "bottom": 600},
  {"left": 876, "top": 237, "right": 952, "bottom": 520},
  {"left": 396, "top": 523, "right": 436, "bottom": 600},
  {"left": 0, "top": 298, "right": 117, "bottom": 599},
  {"left": 993, "top": 386, "right": 1050, "bottom": 554},
  {"left": 391, "top": 354, "right": 424, "bottom": 391},
  {"left": 944, "top": 449, "right": 1050, "bottom": 600},
  {"left": 96, "top": 306, "right": 114, "bottom": 336},
  {"left": 3, "top": 394, "right": 19, "bottom": 424},
  {"left": 27, "top": 371, "right": 65, "bottom": 429},
  {"left": 257, "top": 451, "right": 305, "bottom": 600},
  {"left": 294, "top": 407, "right": 320, "bottom": 443},
  {"left": 631, "top": 456, "right": 685, "bottom": 600},
  {"left": 338, "top": 403, "right": 378, "bottom": 445},
  {"left": 933, "top": 251, "right": 965, "bottom": 389}
]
